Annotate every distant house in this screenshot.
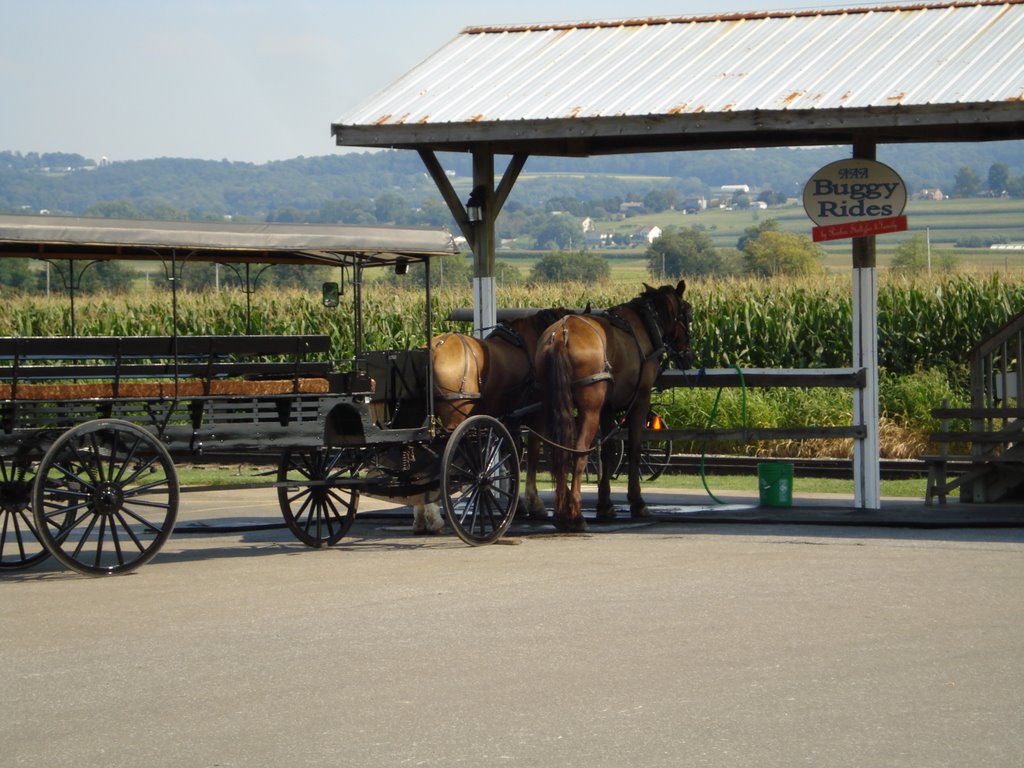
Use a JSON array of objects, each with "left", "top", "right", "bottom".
[
  {"left": 635, "top": 225, "right": 662, "bottom": 244},
  {"left": 915, "top": 188, "right": 945, "bottom": 201},
  {"left": 720, "top": 184, "right": 750, "bottom": 194},
  {"left": 619, "top": 201, "right": 644, "bottom": 214},
  {"left": 680, "top": 197, "right": 707, "bottom": 214},
  {"left": 584, "top": 230, "right": 616, "bottom": 248}
]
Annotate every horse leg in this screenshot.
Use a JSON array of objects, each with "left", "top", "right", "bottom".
[
  {"left": 594, "top": 409, "right": 618, "bottom": 522},
  {"left": 412, "top": 491, "right": 445, "bottom": 534},
  {"left": 625, "top": 399, "right": 652, "bottom": 518},
  {"left": 563, "top": 384, "right": 605, "bottom": 532},
  {"left": 522, "top": 430, "right": 547, "bottom": 519},
  {"left": 566, "top": 446, "right": 590, "bottom": 532}
]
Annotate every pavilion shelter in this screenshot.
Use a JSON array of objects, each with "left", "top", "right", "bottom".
[{"left": 332, "top": 1, "right": 1024, "bottom": 509}]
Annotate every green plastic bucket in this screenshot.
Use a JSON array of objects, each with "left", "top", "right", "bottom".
[{"left": 758, "top": 462, "right": 793, "bottom": 507}]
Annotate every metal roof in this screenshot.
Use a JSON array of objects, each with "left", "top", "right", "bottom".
[
  {"left": 332, "top": 0, "right": 1024, "bottom": 155},
  {"left": 0, "top": 214, "right": 458, "bottom": 267}
]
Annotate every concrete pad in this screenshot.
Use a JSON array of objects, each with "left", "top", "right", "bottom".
[{"left": 4, "top": 487, "right": 1022, "bottom": 768}]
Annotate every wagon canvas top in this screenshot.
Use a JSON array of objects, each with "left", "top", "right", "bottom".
[{"left": 0, "top": 214, "right": 458, "bottom": 267}]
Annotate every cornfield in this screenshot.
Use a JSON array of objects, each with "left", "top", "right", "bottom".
[
  {"left": 2, "top": 272, "right": 1020, "bottom": 458},
  {"left": 4, "top": 273, "right": 1018, "bottom": 378}
]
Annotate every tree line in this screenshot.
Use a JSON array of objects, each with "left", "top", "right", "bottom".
[
  {"left": 3, "top": 143, "right": 1021, "bottom": 221},
  {"left": 1, "top": 143, "right": 1020, "bottom": 292}
]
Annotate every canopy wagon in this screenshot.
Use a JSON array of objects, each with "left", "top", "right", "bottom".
[{"left": 0, "top": 214, "right": 523, "bottom": 576}]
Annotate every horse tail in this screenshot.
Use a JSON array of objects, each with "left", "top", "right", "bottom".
[{"left": 544, "top": 335, "right": 577, "bottom": 485}]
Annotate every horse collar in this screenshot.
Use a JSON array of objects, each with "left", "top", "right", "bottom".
[{"left": 637, "top": 299, "right": 667, "bottom": 360}]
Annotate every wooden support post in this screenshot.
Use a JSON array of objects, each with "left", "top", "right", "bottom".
[
  {"left": 418, "top": 148, "right": 528, "bottom": 338},
  {"left": 471, "top": 147, "right": 496, "bottom": 338}
]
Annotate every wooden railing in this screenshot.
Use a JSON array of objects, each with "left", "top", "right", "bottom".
[
  {"left": 926, "top": 309, "right": 1024, "bottom": 504},
  {"left": 651, "top": 367, "right": 866, "bottom": 443}
]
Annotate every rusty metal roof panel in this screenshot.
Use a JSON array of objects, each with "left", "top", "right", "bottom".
[{"left": 336, "top": 1, "right": 1024, "bottom": 129}]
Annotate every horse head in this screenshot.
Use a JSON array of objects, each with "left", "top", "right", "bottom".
[{"left": 644, "top": 280, "right": 693, "bottom": 370}]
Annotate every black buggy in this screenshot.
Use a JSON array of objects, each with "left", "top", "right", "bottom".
[{"left": 0, "top": 215, "right": 522, "bottom": 576}]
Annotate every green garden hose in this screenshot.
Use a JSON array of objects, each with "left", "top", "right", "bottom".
[{"left": 699, "top": 365, "right": 747, "bottom": 504}]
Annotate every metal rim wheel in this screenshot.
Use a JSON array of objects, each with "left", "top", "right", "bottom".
[
  {"left": 277, "top": 449, "right": 358, "bottom": 548},
  {"left": 636, "top": 437, "right": 672, "bottom": 481},
  {"left": 1, "top": 453, "right": 49, "bottom": 570},
  {"left": 637, "top": 413, "right": 672, "bottom": 481},
  {"left": 32, "top": 419, "right": 179, "bottom": 576},
  {"left": 591, "top": 437, "right": 625, "bottom": 482},
  {"left": 441, "top": 415, "right": 520, "bottom": 546}
]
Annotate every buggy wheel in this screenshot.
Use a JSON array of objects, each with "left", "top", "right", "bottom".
[
  {"left": 636, "top": 438, "right": 672, "bottom": 481},
  {"left": 590, "top": 437, "right": 625, "bottom": 481},
  {"left": 32, "top": 420, "right": 179, "bottom": 576},
  {"left": 277, "top": 449, "right": 358, "bottom": 548},
  {"left": 441, "top": 415, "right": 519, "bottom": 546},
  {"left": 1, "top": 453, "right": 49, "bottom": 570},
  {"left": 637, "top": 412, "right": 672, "bottom": 481}
]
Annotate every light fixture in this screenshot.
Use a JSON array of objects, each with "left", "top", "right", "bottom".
[
  {"left": 466, "top": 185, "right": 485, "bottom": 224},
  {"left": 394, "top": 257, "right": 409, "bottom": 276}
]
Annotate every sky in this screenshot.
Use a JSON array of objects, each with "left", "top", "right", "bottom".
[{"left": 3, "top": 0, "right": 931, "bottom": 165}]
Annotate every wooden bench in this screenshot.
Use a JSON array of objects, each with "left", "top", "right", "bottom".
[{"left": 0, "top": 335, "right": 335, "bottom": 401}]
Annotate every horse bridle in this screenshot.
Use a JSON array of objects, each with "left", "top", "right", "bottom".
[{"left": 648, "top": 291, "right": 693, "bottom": 370}]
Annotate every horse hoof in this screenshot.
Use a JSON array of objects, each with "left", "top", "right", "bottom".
[
  {"left": 595, "top": 508, "right": 617, "bottom": 523},
  {"left": 527, "top": 509, "right": 549, "bottom": 521},
  {"left": 555, "top": 518, "right": 588, "bottom": 533},
  {"left": 413, "top": 527, "right": 442, "bottom": 536},
  {"left": 630, "top": 506, "right": 650, "bottom": 519}
]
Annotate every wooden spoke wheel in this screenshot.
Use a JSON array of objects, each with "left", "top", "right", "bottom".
[
  {"left": 0, "top": 453, "right": 49, "bottom": 570},
  {"left": 634, "top": 437, "right": 672, "bottom": 481},
  {"left": 632, "top": 413, "right": 672, "bottom": 482},
  {"left": 585, "top": 436, "right": 625, "bottom": 483},
  {"left": 600, "top": 413, "right": 672, "bottom": 482},
  {"left": 277, "top": 449, "right": 359, "bottom": 548},
  {"left": 441, "top": 415, "right": 520, "bottom": 546},
  {"left": 32, "top": 420, "right": 179, "bottom": 576}
]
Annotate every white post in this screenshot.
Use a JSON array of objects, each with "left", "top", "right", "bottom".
[
  {"left": 852, "top": 266, "right": 881, "bottom": 509},
  {"left": 473, "top": 276, "right": 496, "bottom": 339}
]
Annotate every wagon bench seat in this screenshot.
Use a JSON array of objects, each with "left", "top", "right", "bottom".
[
  {"left": 0, "top": 378, "right": 331, "bottom": 401},
  {"left": 0, "top": 334, "right": 337, "bottom": 402}
]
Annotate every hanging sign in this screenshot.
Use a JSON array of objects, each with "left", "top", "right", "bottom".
[{"left": 803, "top": 159, "right": 907, "bottom": 242}]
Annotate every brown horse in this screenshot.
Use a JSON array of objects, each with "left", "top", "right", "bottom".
[
  {"left": 412, "top": 308, "right": 572, "bottom": 533},
  {"left": 535, "top": 282, "right": 692, "bottom": 532}
]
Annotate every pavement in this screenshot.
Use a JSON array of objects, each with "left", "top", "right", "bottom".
[
  {"left": 167, "top": 482, "right": 1024, "bottom": 535},
  {"left": 3, "top": 485, "right": 1023, "bottom": 768}
]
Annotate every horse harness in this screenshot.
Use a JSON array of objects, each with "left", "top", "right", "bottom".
[
  {"left": 434, "top": 310, "right": 563, "bottom": 408},
  {"left": 558, "top": 297, "right": 670, "bottom": 387},
  {"left": 432, "top": 333, "right": 483, "bottom": 408}
]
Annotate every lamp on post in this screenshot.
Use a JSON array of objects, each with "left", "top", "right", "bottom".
[{"left": 466, "top": 185, "right": 485, "bottom": 223}]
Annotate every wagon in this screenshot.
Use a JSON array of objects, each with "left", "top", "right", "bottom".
[{"left": 0, "top": 214, "right": 522, "bottom": 575}]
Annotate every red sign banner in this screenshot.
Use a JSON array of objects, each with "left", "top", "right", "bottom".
[{"left": 812, "top": 216, "right": 908, "bottom": 243}]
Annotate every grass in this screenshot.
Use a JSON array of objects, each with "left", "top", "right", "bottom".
[
  {"left": 637, "top": 472, "right": 926, "bottom": 500},
  {"left": 176, "top": 462, "right": 928, "bottom": 499},
  {"left": 177, "top": 463, "right": 277, "bottom": 488}
]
